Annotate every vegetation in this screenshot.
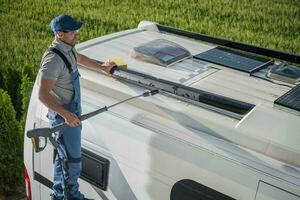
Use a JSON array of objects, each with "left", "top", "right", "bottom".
[
  {"left": 0, "top": 0, "right": 299, "bottom": 195},
  {"left": 0, "top": 90, "right": 22, "bottom": 195}
]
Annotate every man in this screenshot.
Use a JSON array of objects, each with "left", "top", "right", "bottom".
[{"left": 38, "top": 14, "right": 116, "bottom": 200}]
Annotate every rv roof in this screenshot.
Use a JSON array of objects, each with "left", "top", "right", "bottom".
[
  {"left": 76, "top": 21, "right": 300, "bottom": 168},
  {"left": 77, "top": 24, "right": 291, "bottom": 107}
]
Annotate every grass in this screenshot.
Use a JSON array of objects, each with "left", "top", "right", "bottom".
[
  {"left": 0, "top": 0, "right": 299, "bottom": 196},
  {"left": 0, "top": 0, "right": 299, "bottom": 78}
]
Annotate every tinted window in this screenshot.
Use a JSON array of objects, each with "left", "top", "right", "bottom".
[{"left": 171, "top": 179, "right": 236, "bottom": 200}]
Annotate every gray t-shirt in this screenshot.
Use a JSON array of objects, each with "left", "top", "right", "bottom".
[{"left": 38, "top": 38, "right": 78, "bottom": 105}]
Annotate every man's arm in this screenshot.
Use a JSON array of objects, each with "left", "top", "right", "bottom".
[
  {"left": 77, "top": 53, "right": 116, "bottom": 75},
  {"left": 38, "top": 78, "right": 81, "bottom": 127}
]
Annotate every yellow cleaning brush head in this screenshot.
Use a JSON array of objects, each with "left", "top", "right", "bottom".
[{"left": 109, "top": 57, "right": 127, "bottom": 69}]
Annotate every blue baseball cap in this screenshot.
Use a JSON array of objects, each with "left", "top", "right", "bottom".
[{"left": 50, "top": 14, "right": 83, "bottom": 33}]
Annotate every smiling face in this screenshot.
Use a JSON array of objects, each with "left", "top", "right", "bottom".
[{"left": 57, "top": 30, "right": 79, "bottom": 46}]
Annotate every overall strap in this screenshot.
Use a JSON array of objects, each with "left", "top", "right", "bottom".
[
  {"left": 48, "top": 47, "right": 73, "bottom": 74},
  {"left": 71, "top": 50, "right": 77, "bottom": 62}
]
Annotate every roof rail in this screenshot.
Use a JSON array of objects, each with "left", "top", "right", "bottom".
[
  {"left": 156, "top": 24, "right": 300, "bottom": 65},
  {"left": 113, "top": 67, "right": 255, "bottom": 119}
]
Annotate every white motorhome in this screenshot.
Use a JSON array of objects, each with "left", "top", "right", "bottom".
[{"left": 24, "top": 21, "right": 300, "bottom": 200}]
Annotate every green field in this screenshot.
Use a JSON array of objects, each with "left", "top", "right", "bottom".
[
  {"left": 0, "top": 0, "right": 299, "bottom": 196},
  {"left": 1, "top": 0, "right": 299, "bottom": 76}
]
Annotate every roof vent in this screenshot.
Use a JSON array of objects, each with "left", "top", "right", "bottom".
[
  {"left": 131, "top": 39, "right": 191, "bottom": 66},
  {"left": 267, "top": 63, "right": 300, "bottom": 84}
]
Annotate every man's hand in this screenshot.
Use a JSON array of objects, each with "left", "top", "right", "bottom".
[
  {"left": 101, "top": 59, "right": 117, "bottom": 75},
  {"left": 61, "top": 111, "right": 81, "bottom": 127}
]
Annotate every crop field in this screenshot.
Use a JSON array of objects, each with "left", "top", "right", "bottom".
[
  {"left": 1, "top": 0, "right": 299, "bottom": 74},
  {"left": 1, "top": 0, "right": 299, "bottom": 76},
  {"left": 0, "top": 0, "right": 299, "bottom": 196}
]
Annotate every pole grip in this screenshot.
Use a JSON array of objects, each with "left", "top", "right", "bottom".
[{"left": 27, "top": 123, "right": 68, "bottom": 138}]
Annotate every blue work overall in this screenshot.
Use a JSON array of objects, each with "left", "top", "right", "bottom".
[{"left": 47, "top": 69, "right": 84, "bottom": 200}]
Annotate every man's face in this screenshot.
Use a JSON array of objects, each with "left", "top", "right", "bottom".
[{"left": 57, "top": 30, "right": 79, "bottom": 46}]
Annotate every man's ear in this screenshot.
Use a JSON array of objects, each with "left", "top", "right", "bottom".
[{"left": 56, "top": 32, "right": 64, "bottom": 39}]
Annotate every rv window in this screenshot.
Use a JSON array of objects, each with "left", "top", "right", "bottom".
[
  {"left": 267, "top": 63, "right": 300, "bottom": 84},
  {"left": 170, "top": 179, "right": 236, "bottom": 200},
  {"left": 131, "top": 39, "right": 191, "bottom": 66}
]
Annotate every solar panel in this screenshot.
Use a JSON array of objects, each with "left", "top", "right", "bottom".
[
  {"left": 194, "top": 46, "right": 272, "bottom": 73},
  {"left": 274, "top": 84, "right": 300, "bottom": 112}
]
